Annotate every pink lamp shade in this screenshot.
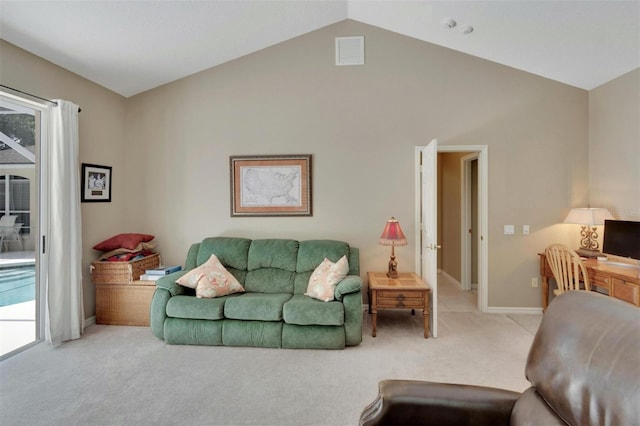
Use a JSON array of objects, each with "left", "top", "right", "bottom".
[{"left": 379, "top": 217, "right": 408, "bottom": 246}]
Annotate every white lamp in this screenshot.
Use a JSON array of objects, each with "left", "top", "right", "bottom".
[{"left": 563, "top": 207, "right": 614, "bottom": 257}]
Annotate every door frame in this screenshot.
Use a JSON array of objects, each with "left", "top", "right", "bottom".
[
  {"left": 461, "top": 152, "right": 479, "bottom": 292},
  {"left": 415, "top": 144, "right": 489, "bottom": 313}
]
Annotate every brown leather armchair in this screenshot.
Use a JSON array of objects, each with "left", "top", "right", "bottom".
[{"left": 360, "top": 291, "right": 640, "bottom": 426}]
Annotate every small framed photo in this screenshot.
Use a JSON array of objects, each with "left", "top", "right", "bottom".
[
  {"left": 230, "top": 154, "right": 312, "bottom": 217},
  {"left": 81, "top": 163, "right": 112, "bottom": 202}
]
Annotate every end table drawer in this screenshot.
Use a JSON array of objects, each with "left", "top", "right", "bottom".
[
  {"left": 378, "top": 290, "right": 423, "bottom": 299},
  {"left": 378, "top": 290, "right": 425, "bottom": 309}
]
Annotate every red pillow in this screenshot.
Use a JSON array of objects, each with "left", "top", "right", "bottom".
[{"left": 92, "top": 233, "right": 155, "bottom": 251}]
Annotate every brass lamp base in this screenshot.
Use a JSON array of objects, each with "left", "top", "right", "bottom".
[
  {"left": 576, "top": 248, "right": 601, "bottom": 258},
  {"left": 387, "top": 255, "right": 399, "bottom": 278}
]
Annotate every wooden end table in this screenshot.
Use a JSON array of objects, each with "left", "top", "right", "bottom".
[{"left": 367, "top": 272, "right": 431, "bottom": 338}]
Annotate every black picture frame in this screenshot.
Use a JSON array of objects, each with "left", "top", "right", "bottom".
[{"left": 81, "top": 163, "right": 112, "bottom": 202}]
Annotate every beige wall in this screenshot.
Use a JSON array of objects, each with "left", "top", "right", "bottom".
[
  {"left": 124, "top": 20, "right": 589, "bottom": 309},
  {"left": 438, "top": 152, "right": 465, "bottom": 283},
  {"left": 9, "top": 18, "right": 631, "bottom": 313},
  {"left": 0, "top": 40, "right": 127, "bottom": 318},
  {"left": 588, "top": 69, "right": 640, "bottom": 221}
]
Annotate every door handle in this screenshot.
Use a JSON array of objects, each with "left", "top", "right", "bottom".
[{"left": 426, "top": 244, "right": 442, "bottom": 250}]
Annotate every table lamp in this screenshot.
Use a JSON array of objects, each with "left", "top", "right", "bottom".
[
  {"left": 563, "top": 207, "right": 614, "bottom": 257},
  {"left": 379, "top": 217, "right": 408, "bottom": 278}
]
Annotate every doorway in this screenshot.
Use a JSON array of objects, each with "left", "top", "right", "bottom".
[
  {"left": 461, "top": 153, "right": 479, "bottom": 292},
  {"left": 0, "top": 93, "right": 47, "bottom": 359},
  {"left": 415, "top": 144, "right": 488, "bottom": 337}
]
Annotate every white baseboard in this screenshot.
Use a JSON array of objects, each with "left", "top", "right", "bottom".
[
  {"left": 84, "top": 316, "right": 96, "bottom": 328},
  {"left": 440, "top": 270, "right": 463, "bottom": 289},
  {"left": 486, "top": 307, "right": 543, "bottom": 315}
]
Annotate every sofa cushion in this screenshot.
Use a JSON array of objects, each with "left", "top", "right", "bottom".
[
  {"left": 166, "top": 295, "right": 238, "bottom": 320},
  {"left": 296, "top": 240, "right": 350, "bottom": 273},
  {"left": 294, "top": 271, "right": 313, "bottom": 295},
  {"left": 224, "top": 293, "right": 292, "bottom": 321},
  {"left": 248, "top": 239, "right": 298, "bottom": 271},
  {"left": 283, "top": 295, "right": 344, "bottom": 326},
  {"left": 197, "top": 237, "right": 251, "bottom": 270},
  {"left": 305, "top": 256, "right": 349, "bottom": 301},
  {"left": 176, "top": 254, "right": 245, "bottom": 298},
  {"left": 244, "top": 268, "right": 295, "bottom": 293}
]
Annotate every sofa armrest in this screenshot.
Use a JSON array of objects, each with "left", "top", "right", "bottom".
[
  {"left": 155, "top": 271, "right": 190, "bottom": 296},
  {"left": 334, "top": 275, "right": 361, "bottom": 301},
  {"left": 360, "top": 380, "right": 520, "bottom": 426}
]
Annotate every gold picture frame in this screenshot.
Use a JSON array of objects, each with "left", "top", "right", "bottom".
[{"left": 230, "top": 155, "right": 312, "bottom": 217}]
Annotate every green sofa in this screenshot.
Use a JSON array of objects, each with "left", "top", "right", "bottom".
[{"left": 150, "top": 237, "right": 362, "bottom": 349}]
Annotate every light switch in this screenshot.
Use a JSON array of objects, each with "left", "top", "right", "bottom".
[
  {"left": 523, "top": 225, "right": 530, "bottom": 235},
  {"left": 504, "top": 225, "right": 515, "bottom": 235}
]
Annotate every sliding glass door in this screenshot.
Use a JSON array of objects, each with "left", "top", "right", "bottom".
[{"left": 0, "top": 93, "right": 46, "bottom": 359}]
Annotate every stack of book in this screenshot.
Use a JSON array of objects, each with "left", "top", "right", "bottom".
[{"left": 140, "top": 265, "right": 182, "bottom": 281}]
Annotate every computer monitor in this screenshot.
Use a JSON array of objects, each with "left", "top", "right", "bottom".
[{"left": 602, "top": 220, "right": 640, "bottom": 261}]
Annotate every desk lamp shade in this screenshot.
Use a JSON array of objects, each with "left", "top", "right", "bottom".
[
  {"left": 563, "top": 207, "right": 614, "bottom": 257},
  {"left": 379, "top": 217, "right": 408, "bottom": 278}
]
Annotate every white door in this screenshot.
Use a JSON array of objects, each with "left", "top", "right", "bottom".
[{"left": 420, "top": 139, "right": 438, "bottom": 337}]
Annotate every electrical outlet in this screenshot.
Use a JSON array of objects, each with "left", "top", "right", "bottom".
[{"left": 531, "top": 277, "right": 539, "bottom": 288}]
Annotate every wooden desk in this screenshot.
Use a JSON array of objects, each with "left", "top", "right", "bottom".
[
  {"left": 367, "top": 272, "right": 431, "bottom": 338},
  {"left": 539, "top": 253, "right": 640, "bottom": 310}
]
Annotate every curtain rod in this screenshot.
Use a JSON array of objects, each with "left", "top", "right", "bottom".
[{"left": 0, "top": 84, "right": 82, "bottom": 112}]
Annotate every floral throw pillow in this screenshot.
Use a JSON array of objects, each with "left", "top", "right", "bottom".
[
  {"left": 305, "top": 255, "right": 349, "bottom": 302},
  {"left": 176, "top": 254, "right": 245, "bottom": 299}
]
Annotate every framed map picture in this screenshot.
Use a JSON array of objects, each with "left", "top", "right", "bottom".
[
  {"left": 81, "top": 163, "right": 112, "bottom": 202},
  {"left": 230, "top": 155, "right": 312, "bottom": 217}
]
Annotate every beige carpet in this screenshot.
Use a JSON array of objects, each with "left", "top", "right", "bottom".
[{"left": 0, "top": 276, "right": 541, "bottom": 426}]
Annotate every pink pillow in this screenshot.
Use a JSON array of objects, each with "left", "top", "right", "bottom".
[
  {"left": 305, "top": 255, "right": 349, "bottom": 302},
  {"left": 93, "top": 233, "right": 155, "bottom": 251},
  {"left": 176, "top": 254, "right": 245, "bottom": 299}
]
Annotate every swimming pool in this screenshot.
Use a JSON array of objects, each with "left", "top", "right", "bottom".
[{"left": 0, "top": 265, "right": 35, "bottom": 307}]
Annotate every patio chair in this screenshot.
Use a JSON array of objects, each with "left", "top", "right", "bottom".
[{"left": 0, "top": 215, "right": 23, "bottom": 252}]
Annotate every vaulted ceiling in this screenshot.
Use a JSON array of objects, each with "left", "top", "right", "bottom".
[{"left": 1, "top": 1, "right": 638, "bottom": 97}]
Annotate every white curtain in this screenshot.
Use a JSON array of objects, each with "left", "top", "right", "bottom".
[{"left": 45, "top": 100, "right": 84, "bottom": 346}]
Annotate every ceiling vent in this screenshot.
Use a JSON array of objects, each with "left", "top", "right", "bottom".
[{"left": 335, "top": 36, "right": 364, "bottom": 66}]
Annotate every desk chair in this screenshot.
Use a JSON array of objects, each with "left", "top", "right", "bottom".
[{"left": 545, "top": 243, "right": 590, "bottom": 295}]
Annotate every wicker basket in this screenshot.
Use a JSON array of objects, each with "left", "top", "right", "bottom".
[{"left": 90, "top": 253, "right": 160, "bottom": 285}]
